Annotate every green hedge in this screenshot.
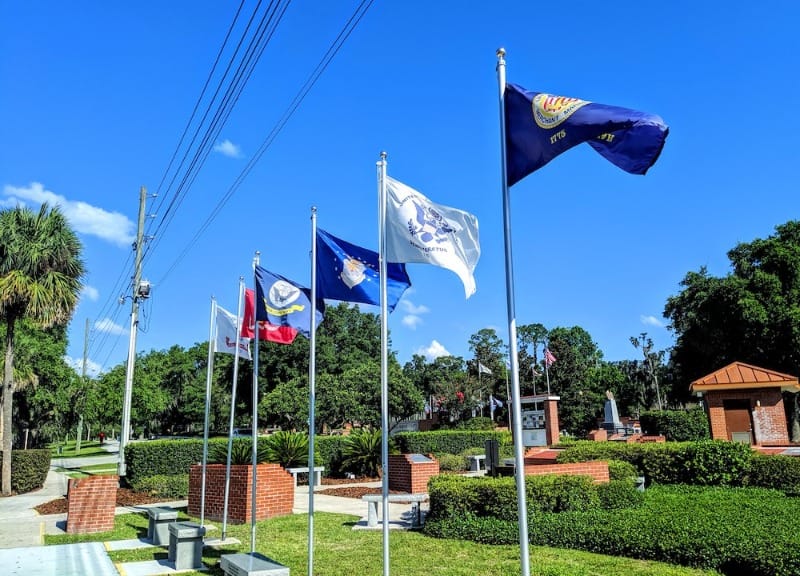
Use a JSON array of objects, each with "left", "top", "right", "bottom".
[
  {"left": 639, "top": 408, "right": 710, "bottom": 441},
  {"left": 425, "top": 484, "right": 800, "bottom": 576},
  {"left": 393, "top": 430, "right": 511, "bottom": 455},
  {"left": 748, "top": 453, "right": 800, "bottom": 493},
  {"left": 557, "top": 440, "right": 753, "bottom": 486},
  {"left": 129, "top": 474, "right": 189, "bottom": 499},
  {"left": 0, "top": 449, "right": 50, "bottom": 493}
]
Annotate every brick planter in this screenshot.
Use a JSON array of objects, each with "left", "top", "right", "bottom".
[
  {"left": 388, "top": 454, "right": 439, "bottom": 493},
  {"left": 66, "top": 475, "right": 119, "bottom": 534},
  {"left": 188, "top": 463, "right": 293, "bottom": 523}
]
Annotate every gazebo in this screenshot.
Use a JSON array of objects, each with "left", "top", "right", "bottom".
[{"left": 690, "top": 361, "right": 800, "bottom": 445}]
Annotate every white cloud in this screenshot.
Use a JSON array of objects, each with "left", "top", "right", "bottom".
[
  {"left": 0, "top": 197, "right": 19, "bottom": 209},
  {"left": 399, "top": 300, "right": 429, "bottom": 315},
  {"left": 213, "top": 139, "right": 242, "bottom": 158},
  {"left": 64, "top": 355, "right": 104, "bottom": 378},
  {"left": 402, "top": 315, "right": 423, "bottom": 329},
  {"left": 640, "top": 314, "right": 664, "bottom": 328},
  {"left": 416, "top": 339, "right": 450, "bottom": 360},
  {"left": 94, "top": 317, "right": 127, "bottom": 335},
  {"left": 81, "top": 285, "right": 99, "bottom": 301},
  {"left": 3, "top": 183, "right": 135, "bottom": 247}
]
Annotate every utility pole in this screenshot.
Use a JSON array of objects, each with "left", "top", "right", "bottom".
[
  {"left": 118, "top": 186, "right": 149, "bottom": 476},
  {"left": 75, "top": 318, "right": 89, "bottom": 454}
]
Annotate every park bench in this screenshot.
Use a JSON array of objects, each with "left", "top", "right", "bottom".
[
  {"left": 286, "top": 466, "right": 324, "bottom": 488},
  {"left": 361, "top": 493, "right": 428, "bottom": 527},
  {"left": 220, "top": 552, "right": 289, "bottom": 576}
]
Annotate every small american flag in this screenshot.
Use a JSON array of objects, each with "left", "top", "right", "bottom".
[{"left": 544, "top": 348, "right": 557, "bottom": 367}]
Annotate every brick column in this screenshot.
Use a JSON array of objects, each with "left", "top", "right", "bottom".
[
  {"left": 388, "top": 454, "right": 439, "bottom": 493},
  {"left": 544, "top": 397, "right": 560, "bottom": 446},
  {"left": 66, "top": 475, "right": 118, "bottom": 534}
]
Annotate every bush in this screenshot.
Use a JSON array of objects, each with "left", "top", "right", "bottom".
[
  {"left": 455, "top": 417, "right": 495, "bottom": 430},
  {"left": 264, "top": 431, "right": 311, "bottom": 468},
  {"left": 126, "top": 439, "right": 205, "bottom": 486},
  {"left": 394, "top": 430, "right": 511, "bottom": 455},
  {"left": 596, "top": 479, "right": 644, "bottom": 509},
  {"left": 0, "top": 449, "right": 50, "bottom": 493},
  {"left": 607, "top": 459, "right": 639, "bottom": 481},
  {"left": 435, "top": 453, "right": 467, "bottom": 472},
  {"left": 130, "top": 474, "right": 189, "bottom": 499},
  {"left": 748, "top": 453, "right": 800, "bottom": 493},
  {"left": 208, "top": 438, "right": 269, "bottom": 465},
  {"left": 681, "top": 440, "right": 752, "bottom": 486},
  {"left": 341, "top": 429, "right": 383, "bottom": 477},
  {"left": 640, "top": 408, "right": 709, "bottom": 441}
]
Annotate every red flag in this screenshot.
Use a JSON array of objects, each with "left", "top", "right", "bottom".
[{"left": 242, "top": 288, "right": 299, "bottom": 344}]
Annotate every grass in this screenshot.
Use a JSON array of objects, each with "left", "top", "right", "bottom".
[
  {"left": 46, "top": 511, "right": 720, "bottom": 576},
  {"left": 49, "top": 440, "right": 110, "bottom": 458}
]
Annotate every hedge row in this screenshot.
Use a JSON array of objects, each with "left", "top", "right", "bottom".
[
  {"left": 426, "top": 485, "right": 800, "bottom": 576},
  {"left": 556, "top": 440, "right": 753, "bottom": 486},
  {"left": 639, "top": 408, "right": 709, "bottom": 441},
  {"left": 0, "top": 449, "right": 50, "bottom": 493},
  {"left": 393, "top": 430, "right": 511, "bottom": 455}
]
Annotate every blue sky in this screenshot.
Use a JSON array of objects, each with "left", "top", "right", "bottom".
[{"left": 2, "top": 2, "right": 798, "bottom": 377}]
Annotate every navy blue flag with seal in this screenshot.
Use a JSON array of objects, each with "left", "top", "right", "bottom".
[
  {"left": 505, "top": 83, "right": 669, "bottom": 186},
  {"left": 254, "top": 265, "right": 323, "bottom": 338},
  {"left": 316, "top": 228, "right": 411, "bottom": 312}
]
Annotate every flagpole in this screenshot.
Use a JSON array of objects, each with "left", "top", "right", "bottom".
[
  {"left": 222, "top": 277, "right": 246, "bottom": 541},
  {"left": 545, "top": 345, "right": 552, "bottom": 396},
  {"left": 200, "top": 297, "right": 216, "bottom": 531},
  {"left": 308, "top": 207, "right": 318, "bottom": 576},
  {"left": 377, "top": 150, "right": 391, "bottom": 576},
  {"left": 497, "top": 47, "right": 531, "bottom": 576},
  {"left": 250, "top": 252, "right": 261, "bottom": 554}
]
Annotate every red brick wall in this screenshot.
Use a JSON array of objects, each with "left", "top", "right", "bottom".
[
  {"left": 66, "top": 475, "right": 118, "bottom": 534},
  {"left": 544, "top": 399, "right": 560, "bottom": 446},
  {"left": 388, "top": 454, "right": 439, "bottom": 493},
  {"left": 705, "top": 389, "right": 789, "bottom": 445},
  {"left": 587, "top": 429, "right": 608, "bottom": 441},
  {"left": 188, "top": 463, "right": 293, "bottom": 523},
  {"left": 522, "top": 461, "right": 610, "bottom": 484}
]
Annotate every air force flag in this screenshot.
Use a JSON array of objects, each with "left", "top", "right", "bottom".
[
  {"left": 316, "top": 228, "right": 410, "bottom": 312},
  {"left": 385, "top": 176, "right": 480, "bottom": 298},
  {"left": 254, "top": 265, "right": 323, "bottom": 338},
  {"left": 505, "top": 83, "right": 668, "bottom": 186}
]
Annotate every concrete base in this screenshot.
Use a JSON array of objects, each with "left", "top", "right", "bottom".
[
  {"left": 168, "top": 521, "right": 206, "bottom": 571},
  {"left": 221, "top": 552, "right": 289, "bottom": 576},
  {"left": 148, "top": 507, "right": 178, "bottom": 546}
]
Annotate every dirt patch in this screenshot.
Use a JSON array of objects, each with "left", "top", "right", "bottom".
[
  {"left": 320, "top": 476, "right": 379, "bottom": 486},
  {"left": 34, "top": 488, "right": 166, "bottom": 516}
]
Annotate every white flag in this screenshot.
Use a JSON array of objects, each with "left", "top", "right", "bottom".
[
  {"left": 215, "top": 305, "right": 252, "bottom": 360},
  {"left": 385, "top": 176, "right": 480, "bottom": 298},
  {"left": 478, "top": 362, "right": 492, "bottom": 375}
]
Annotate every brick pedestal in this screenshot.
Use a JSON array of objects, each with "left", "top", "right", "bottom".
[
  {"left": 66, "top": 475, "right": 118, "bottom": 534},
  {"left": 188, "top": 464, "right": 293, "bottom": 523},
  {"left": 388, "top": 454, "right": 439, "bottom": 493}
]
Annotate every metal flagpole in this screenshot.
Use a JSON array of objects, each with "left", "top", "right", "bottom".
[
  {"left": 545, "top": 345, "right": 552, "bottom": 396},
  {"left": 377, "top": 151, "right": 391, "bottom": 576},
  {"left": 251, "top": 252, "right": 261, "bottom": 554},
  {"left": 200, "top": 297, "right": 217, "bottom": 530},
  {"left": 496, "top": 47, "right": 531, "bottom": 576},
  {"left": 222, "top": 277, "right": 246, "bottom": 541},
  {"left": 308, "top": 207, "right": 318, "bottom": 576}
]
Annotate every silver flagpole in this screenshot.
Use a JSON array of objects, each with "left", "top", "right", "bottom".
[
  {"left": 200, "top": 297, "right": 216, "bottom": 531},
  {"left": 222, "top": 277, "right": 246, "bottom": 541},
  {"left": 377, "top": 151, "right": 390, "bottom": 576},
  {"left": 251, "top": 252, "right": 261, "bottom": 554},
  {"left": 308, "top": 207, "right": 318, "bottom": 576},
  {"left": 496, "top": 48, "right": 531, "bottom": 576}
]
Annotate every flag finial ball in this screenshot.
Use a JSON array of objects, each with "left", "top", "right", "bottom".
[{"left": 496, "top": 47, "right": 506, "bottom": 58}]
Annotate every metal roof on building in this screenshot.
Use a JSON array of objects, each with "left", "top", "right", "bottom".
[{"left": 690, "top": 361, "right": 800, "bottom": 393}]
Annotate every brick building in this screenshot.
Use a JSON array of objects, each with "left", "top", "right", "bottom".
[{"left": 690, "top": 362, "right": 799, "bottom": 446}]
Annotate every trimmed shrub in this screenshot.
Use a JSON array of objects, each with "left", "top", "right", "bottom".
[
  {"left": 435, "top": 453, "right": 468, "bottom": 472},
  {"left": 314, "top": 435, "right": 347, "bottom": 476},
  {"left": 607, "top": 459, "right": 639, "bottom": 481},
  {"left": 640, "top": 408, "right": 709, "bottom": 441},
  {"left": 681, "top": 440, "right": 752, "bottom": 486},
  {"left": 455, "top": 417, "right": 495, "bottom": 430},
  {"left": 394, "top": 430, "right": 511, "bottom": 455},
  {"left": 126, "top": 439, "right": 205, "bottom": 486},
  {"left": 130, "top": 474, "right": 189, "bottom": 499},
  {"left": 208, "top": 438, "right": 269, "bottom": 465},
  {"left": 0, "top": 449, "right": 50, "bottom": 493},
  {"left": 748, "top": 453, "right": 800, "bottom": 494},
  {"left": 597, "top": 479, "right": 644, "bottom": 509}
]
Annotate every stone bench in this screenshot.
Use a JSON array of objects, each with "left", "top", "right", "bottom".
[
  {"left": 220, "top": 552, "right": 289, "bottom": 576},
  {"left": 147, "top": 506, "right": 178, "bottom": 546},
  {"left": 468, "top": 454, "right": 487, "bottom": 472},
  {"left": 361, "top": 493, "right": 428, "bottom": 527},
  {"left": 286, "top": 466, "right": 324, "bottom": 488},
  {"left": 168, "top": 521, "right": 206, "bottom": 571}
]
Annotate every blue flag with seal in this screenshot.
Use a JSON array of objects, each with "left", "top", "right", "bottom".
[
  {"left": 254, "top": 265, "right": 323, "bottom": 338},
  {"left": 505, "top": 82, "right": 668, "bottom": 186},
  {"left": 316, "top": 228, "right": 410, "bottom": 312}
]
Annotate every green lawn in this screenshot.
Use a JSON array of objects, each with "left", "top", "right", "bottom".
[
  {"left": 46, "top": 511, "right": 720, "bottom": 576},
  {"left": 49, "top": 440, "right": 110, "bottom": 458}
]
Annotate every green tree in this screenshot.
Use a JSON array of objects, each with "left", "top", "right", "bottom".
[
  {"left": 518, "top": 323, "right": 548, "bottom": 394},
  {"left": 0, "top": 204, "right": 84, "bottom": 494}
]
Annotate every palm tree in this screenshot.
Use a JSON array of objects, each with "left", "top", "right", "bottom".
[{"left": 0, "top": 204, "right": 84, "bottom": 495}]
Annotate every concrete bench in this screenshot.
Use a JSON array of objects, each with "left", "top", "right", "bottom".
[
  {"left": 468, "top": 454, "right": 487, "bottom": 472},
  {"left": 168, "top": 521, "right": 206, "bottom": 571},
  {"left": 361, "top": 493, "right": 428, "bottom": 527},
  {"left": 286, "top": 466, "right": 324, "bottom": 487},
  {"left": 147, "top": 506, "right": 178, "bottom": 546},
  {"left": 220, "top": 552, "right": 289, "bottom": 576}
]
